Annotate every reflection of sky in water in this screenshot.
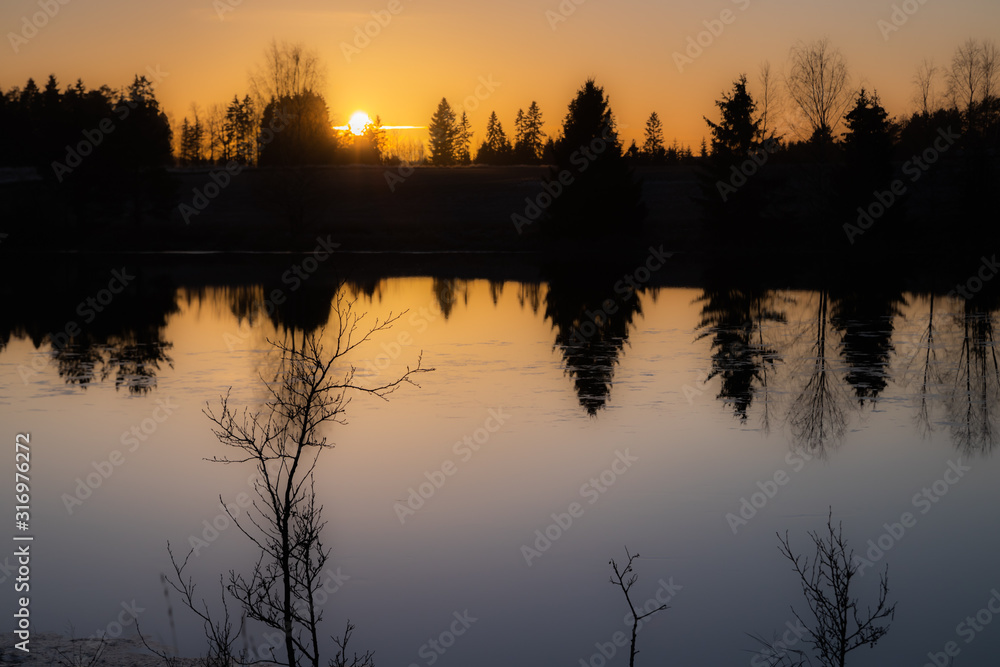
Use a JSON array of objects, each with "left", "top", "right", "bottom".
[{"left": 1, "top": 279, "right": 999, "bottom": 666}]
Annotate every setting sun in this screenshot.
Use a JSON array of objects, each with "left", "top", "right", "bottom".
[{"left": 348, "top": 111, "right": 371, "bottom": 135}]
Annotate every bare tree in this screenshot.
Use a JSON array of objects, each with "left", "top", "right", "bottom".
[
  {"left": 250, "top": 39, "right": 326, "bottom": 106},
  {"left": 786, "top": 292, "right": 848, "bottom": 455},
  {"left": 912, "top": 59, "right": 939, "bottom": 116},
  {"left": 948, "top": 38, "right": 985, "bottom": 131},
  {"left": 164, "top": 294, "right": 431, "bottom": 667},
  {"left": 757, "top": 60, "right": 783, "bottom": 140},
  {"left": 608, "top": 547, "right": 668, "bottom": 667},
  {"left": 777, "top": 510, "right": 896, "bottom": 667},
  {"left": 148, "top": 550, "right": 247, "bottom": 667},
  {"left": 785, "top": 38, "right": 852, "bottom": 142}
]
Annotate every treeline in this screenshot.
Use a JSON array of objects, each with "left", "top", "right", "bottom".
[
  {"left": 697, "top": 37, "right": 999, "bottom": 257},
  {"left": 0, "top": 74, "right": 172, "bottom": 174}
]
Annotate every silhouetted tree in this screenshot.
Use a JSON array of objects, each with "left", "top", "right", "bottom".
[
  {"left": 186, "top": 311, "right": 428, "bottom": 667},
  {"left": 545, "top": 78, "right": 644, "bottom": 237},
  {"left": 608, "top": 547, "right": 668, "bottom": 667},
  {"left": 225, "top": 95, "right": 256, "bottom": 165},
  {"left": 641, "top": 112, "right": 665, "bottom": 162},
  {"left": 476, "top": 111, "right": 513, "bottom": 164},
  {"left": 362, "top": 115, "right": 387, "bottom": 163},
  {"left": 427, "top": 98, "right": 457, "bottom": 165},
  {"left": 786, "top": 38, "right": 852, "bottom": 146},
  {"left": 757, "top": 60, "right": 782, "bottom": 141},
  {"left": 705, "top": 74, "right": 760, "bottom": 160},
  {"left": 258, "top": 91, "right": 338, "bottom": 166},
  {"left": 700, "top": 75, "right": 767, "bottom": 237},
  {"left": 840, "top": 88, "right": 895, "bottom": 218},
  {"left": 513, "top": 101, "right": 545, "bottom": 163},
  {"left": 179, "top": 108, "right": 206, "bottom": 166},
  {"left": 912, "top": 59, "right": 939, "bottom": 117},
  {"left": 249, "top": 39, "right": 325, "bottom": 108},
  {"left": 776, "top": 510, "right": 896, "bottom": 667},
  {"left": 455, "top": 111, "right": 473, "bottom": 164}
]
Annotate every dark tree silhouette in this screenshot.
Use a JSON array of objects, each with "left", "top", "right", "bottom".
[
  {"left": 608, "top": 547, "right": 668, "bottom": 667},
  {"left": 427, "top": 98, "right": 458, "bottom": 165},
  {"left": 513, "top": 101, "right": 545, "bottom": 163},
  {"left": 455, "top": 111, "right": 473, "bottom": 164},
  {"left": 258, "top": 91, "right": 338, "bottom": 166},
  {"left": 704, "top": 75, "right": 760, "bottom": 161},
  {"left": 476, "top": 111, "right": 513, "bottom": 164},
  {"left": 641, "top": 111, "right": 666, "bottom": 162},
  {"left": 545, "top": 78, "right": 644, "bottom": 237},
  {"left": 776, "top": 510, "right": 896, "bottom": 667}
]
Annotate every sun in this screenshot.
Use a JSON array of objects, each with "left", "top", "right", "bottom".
[{"left": 348, "top": 111, "right": 371, "bottom": 136}]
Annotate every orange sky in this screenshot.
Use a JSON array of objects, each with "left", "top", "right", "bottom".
[{"left": 3, "top": 0, "right": 998, "bottom": 149}]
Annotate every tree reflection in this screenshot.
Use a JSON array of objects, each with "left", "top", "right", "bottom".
[
  {"left": 787, "top": 291, "right": 850, "bottom": 455},
  {"left": 432, "top": 278, "right": 468, "bottom": 320},
  {"left": 695, "top": 288, "right": 785, "bottom": 424},
  {"left": 543, "top": 257, "right": 643, "bottom": 415},
  {"left": 830, "top": 291, "right": 905, "bottom": 405},
  {"left": 945, "top": 298, "right": 1000, "bottom": 453}
]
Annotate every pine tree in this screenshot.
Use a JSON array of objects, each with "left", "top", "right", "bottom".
[
  {"left": 546, "top": 78, "right": 644, "bottom": 235},
  {"left": 455, "top": 111, "right": 472, "bottom": 164},
  {"left": 428, "top": 98, "right": 458, "bottom": 165},
  {"left": 364, "top": 114, "right": 387, "bottom": 163},
  {"left": 514, "top": 101, "right": 545, "bottom": 163},
  {"left": 642, "top": 111, "right": 665, "bottom": 162},
  {"left": 704, "top": 74, "right": 760, "bottom": 161},
  {"left": 476, "top": 111, "right": 512, "bottom": 164}
]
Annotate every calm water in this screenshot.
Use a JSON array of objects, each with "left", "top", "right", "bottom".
[{"left": 2, "top": 263, "right": 1000, "bottom": 666}]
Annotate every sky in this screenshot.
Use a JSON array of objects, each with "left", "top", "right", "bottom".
[{"left": 3, "top": 0, "right": 998, "bottom": 150}]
